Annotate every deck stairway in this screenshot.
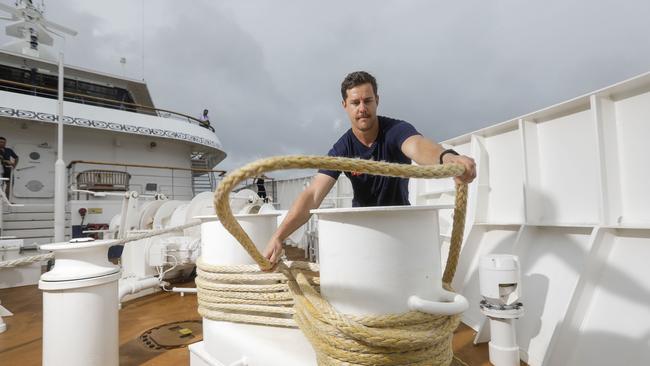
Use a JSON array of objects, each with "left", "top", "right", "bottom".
[
  {"left": 1, "top": 204, "right": 70, "bottom": 247},
  {"left": 190, "top": 154, "right": 218, "bottom": 196}
]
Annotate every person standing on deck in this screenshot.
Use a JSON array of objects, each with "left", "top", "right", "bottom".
[
  {"left": 263, "top": 71, "right": 476, "bottom": 265},
  {"left": 256, "top": 176, "right": 268, "bottom": 202},
  {"left": 199, "top": 109, "right": 215, "bottom": 132},
  {"left": 0, "top": 137, "right": 19, "bottom": 199}
]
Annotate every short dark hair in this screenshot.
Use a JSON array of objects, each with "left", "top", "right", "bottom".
[
  {"left": 0, "top": 137, "right": 5, "bottom": 141},
  {"left": 340, "top": 71, "right": 377, "bottom": 101}
]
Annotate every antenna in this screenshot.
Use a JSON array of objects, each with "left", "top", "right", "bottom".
[
  {"left": 0, "top": 0, "right": 77, "bottom": 58},
  {"left": 141, "top": 0, "right": 145, "bottom": 81}
]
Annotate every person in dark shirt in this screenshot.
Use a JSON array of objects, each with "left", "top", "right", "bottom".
[
  {"left": 256, "top": 176, "right": 267, "bottom": 201},
  {"left": 0, "top": 137, "right": 19, "bottom": 198},
  {"left": 263, "top": 71, "right": 476, "bottom": 264}
]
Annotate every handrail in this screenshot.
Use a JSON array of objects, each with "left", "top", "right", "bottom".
[
  {"left": 0, "top": 78, "right": 211, "bottom": 129},
  {"left": 67, "top": 159, "right": 226, "bottom": 176}
]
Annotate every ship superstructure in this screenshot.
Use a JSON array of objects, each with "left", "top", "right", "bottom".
[{"left": 0, "top": 0, "right": 226, "bottom": 247}]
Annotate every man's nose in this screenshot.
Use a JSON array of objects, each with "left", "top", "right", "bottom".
[{"left": 358, "top": 102, "right": 367, "bottom": 112}]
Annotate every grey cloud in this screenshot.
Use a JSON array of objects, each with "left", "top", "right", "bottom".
[{"left": 2, "top": 0, "right": 650, "bottom": 177}]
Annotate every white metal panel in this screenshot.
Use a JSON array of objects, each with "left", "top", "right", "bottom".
[
  {"left": 614, "top": 92, "right": 650, "bottom": 225},
  {"left": 530, "top": 111, "right": 600, "bottom": 225},
  {"left": 483, "top": 128, "right": 525, "bottom": 224},
  {"left": 514, "top": 226, "right": 593, "bottom": 366},
  {"left": 566, "top": 229, "right": 650, "bottom": 366}
]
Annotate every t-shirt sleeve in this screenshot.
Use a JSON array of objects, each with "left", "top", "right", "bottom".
[
  {"left": 9, "top": 149, "right": 17, "bottom": 159},
  {"left": 317, "top": 145, "right": 342, "bottom": 180},
  {"left": 392, "top": 120, "right": 421, "bottom": 148}
]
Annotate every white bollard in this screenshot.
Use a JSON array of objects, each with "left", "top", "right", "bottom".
[
  {"left": 312, "top": 205, "right": 468, "bottom": 317},
  {"left": 39, "top": 239, "right": 120, "bottom": 366},
  {"left": 189, "top": 213, "right": 317, "bottom": 366}
]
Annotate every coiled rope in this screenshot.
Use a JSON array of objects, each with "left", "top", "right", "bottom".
[
  {"left": 202, "top": 155, "right": 468, "bottom": 366},
  {"left": 196, "top": 258, "right": 319, "bottom": 328}
]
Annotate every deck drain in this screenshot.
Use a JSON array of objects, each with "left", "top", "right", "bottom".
[{"left": 139, "top": 320, "right": 202, "bottom": 350}]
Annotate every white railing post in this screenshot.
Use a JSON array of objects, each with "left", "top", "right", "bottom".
[{"left": 54, "top": 51, "right": 66, "bottom": 242}]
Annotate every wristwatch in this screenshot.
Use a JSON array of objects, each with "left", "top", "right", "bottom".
[{"left": 439, "top": 149, "right": 459, "bottom": 164}]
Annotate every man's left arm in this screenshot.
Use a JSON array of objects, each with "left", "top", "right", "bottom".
[{"left": 400, "top": 135, "right": 476, "bottom": 184}]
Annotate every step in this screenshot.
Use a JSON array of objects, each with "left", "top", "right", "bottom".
[
  {"left": 4, "top": 204, "right": 55, "bottom": 213},
  {"left": 3, "top": 221, "right": 59, "bottom": 230},
  {"left": 2, "top": 227, "right": 70, "bottom": 238},
  {"left": 3, "top": 212, "right": 71, "bottom": 221},
  {"left": 20, "top": 236, "right": 71, "bottom": 246}
]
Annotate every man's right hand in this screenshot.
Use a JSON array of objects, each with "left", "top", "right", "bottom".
[{"left": 263, "top": 236, "right": 283, "bottom": 270}]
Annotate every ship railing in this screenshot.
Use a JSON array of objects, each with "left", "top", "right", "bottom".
[
  {"left": 67, "top": 160, "right": 226, "bottom": 201},
  {"left": 0, "top": 78, "right": 214, "bottom": 132}
]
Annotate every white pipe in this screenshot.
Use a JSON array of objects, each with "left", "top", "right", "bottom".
[
  {"left": 488, "top": 317, "right": 520, "bottom": 366},
  {"left": 171, "top": 287, "right": 197, "bottom": 296},
  {"left": 118, "top": 277, "right": 160, "bottom": 301},
  {"left": 53, "top": 51, "right": 66, "bottom": 242}
]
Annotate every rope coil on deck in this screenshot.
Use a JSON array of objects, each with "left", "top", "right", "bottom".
[
  {"left": 201, "top": 155, "right": 468, "bottom": 366},
  {"left": 196, "top": 258, "right": 319, "bottom": 328}
]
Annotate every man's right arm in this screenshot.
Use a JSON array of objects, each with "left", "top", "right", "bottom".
[{"left": 263, "top": 173, "right": 336, "bottom": 264}]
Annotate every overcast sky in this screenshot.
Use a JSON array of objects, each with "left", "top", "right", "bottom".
[{"left": 2, "top": 0, "right": 650, "bottom": 176}]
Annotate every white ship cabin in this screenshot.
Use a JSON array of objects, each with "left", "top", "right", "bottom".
[{"left": 0, "top": 48, "right": 226, "bottom": 245}]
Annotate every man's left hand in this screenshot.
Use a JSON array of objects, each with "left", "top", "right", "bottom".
[{"left": 442, "top": 154, "right": 476, "bottom": 184}]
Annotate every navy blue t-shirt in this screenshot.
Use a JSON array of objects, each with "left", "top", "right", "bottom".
[
  {"left": 1, "top": 147, "right": 17, "bottom": 168},
  {"left": 319, "top": 116, "right": 420, "bottom": 207}
]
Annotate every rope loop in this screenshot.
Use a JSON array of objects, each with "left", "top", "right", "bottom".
[
  {"left": 212, "top": 155, "right": 467, "bottom": 280},
  {"left": 204, "top": 155, "right": 469, "bottom": 365}
]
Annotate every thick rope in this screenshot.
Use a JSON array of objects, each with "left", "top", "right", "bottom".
[
  {"left": 0, "top": 252, "right": 54, "bottom": 268},
  {"left": 0, "top": 220, "right": 200, "bottom": 269},
  {"left": 196, "top": 258, "right": 320, "bottom": 328},
  {"left": 205, "top": 155, "right": 468, "bottom": 366},
  {"left": 107, "top": 219, "right": 201, "bottom": 246},
  {"left": 212, "top": 155, "right": 466, "bottom": 272}
]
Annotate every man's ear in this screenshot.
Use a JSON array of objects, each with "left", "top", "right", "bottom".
[
  {"left": 342, "top": 99, "right": 347, "bottom": 108},
  {"left": 376, "top": 94, "right": 379, "bottom": 106}
]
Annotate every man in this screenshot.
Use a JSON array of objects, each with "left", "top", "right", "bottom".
[
  {"left": 256, "top": 176, "right": 268, "bottom": 201},
  {"left": 263, "top": 71, "right": 476, "bottom": 264},
  {"left": 0, "top": 137, "right": 19, "bottom": 198},
  {"left": 199, "top": 109, "right": 215, "bottom": 132}
]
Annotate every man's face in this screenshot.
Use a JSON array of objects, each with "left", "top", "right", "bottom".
[
  {"left": 0, "top": 140, "right": 5, "bottom": 148},
  {"left": 342, "top": 83, "right": 379, "bottom": 132}
]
